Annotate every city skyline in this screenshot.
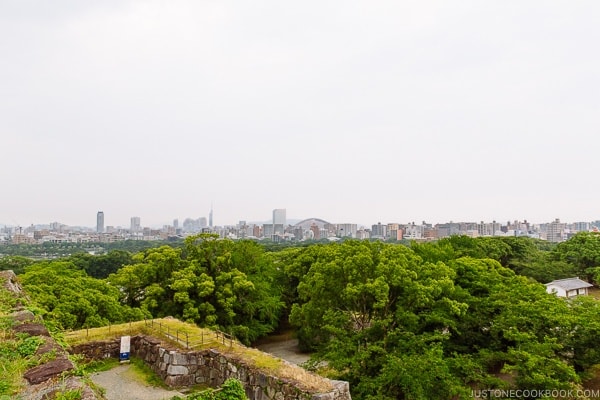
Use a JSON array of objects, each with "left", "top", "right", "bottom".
[
  {"left": 1, "top": 211, "right": 593, "bottom": 245},
  {"left": 2, "top": 2, "right": 599, "bottom": 229},
  {"left": 1, "top": 208, "right": 598, "bottom": 231}
]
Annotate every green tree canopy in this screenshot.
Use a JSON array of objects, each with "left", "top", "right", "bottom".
[
  {"left": 551, "top": 232, "right": 600, "bottom": 282},
  {"left": 108, "top": 234, "right": 284, "bottom": 344},
  {"left": 19, "top": 261, "right": 147, "bottom": 329},
  {"left": 287, "top": 240, "right": 586, "bottom": 399}
]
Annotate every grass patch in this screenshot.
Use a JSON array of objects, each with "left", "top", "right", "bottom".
[
  {"left": 0, "top": 283, "right": 60, "bottom": 397},
  {"left": 0, "top": 285, "right": 17, "bottom": 314},
  {"left": 126, "top": 357, "right": 168, "bottom": 388},
  {"left": 80, "top": 357, "right": 120, "bottom": 374},
  {"left": 54, "top": 388, "right": 83, "bottom": 400},
  {"left": 0, "top": 285, "right": 34, "bottom": 396},
  {"left": 0, "top": 332, "right": 44, "bottom": 396},
  {"left": 63, "top": 320, "right": 149, "bottom": 346}
]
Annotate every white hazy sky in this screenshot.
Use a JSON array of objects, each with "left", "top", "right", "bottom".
[{"left": 1, "top": 1, "right": 599, "bottom": 228}]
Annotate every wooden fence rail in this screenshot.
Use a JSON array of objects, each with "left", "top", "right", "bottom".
[{"left": 143, "top": 319, "right": 235, "bottom": 349}]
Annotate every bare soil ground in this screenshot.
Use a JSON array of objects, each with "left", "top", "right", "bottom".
[
  {"left": 254, "top": 331, "right": 311, "bottom": 366},
  {"left": 90, "top": 364, "right": 185, "bottom": 400}
]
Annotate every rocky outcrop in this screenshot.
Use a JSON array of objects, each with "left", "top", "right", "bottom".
[
  {"left": 13, "top": 322, "right": 51, "bottom": 337},
  {"left": 19, "top": 375, "right": 99, "bottom": 400},
  {"left": 23, "top": 358, "right": 75, "bottom": 384},
  {"left": 35, "top": 336, "right": 67, "bottom": 357},
  {"left": 11, "top": 309, "right": 35, "bottom": 323},
  {"left": 0, "top": 269, "right": 23, "bottom": 295},
  {"left": 1, "top": 270, "right": 102, "bottom": 399}
]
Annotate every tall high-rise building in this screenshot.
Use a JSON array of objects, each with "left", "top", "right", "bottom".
[
  {"left": 209, "top": 205, "right": 213, "bottom": 228},
  {"left": 96, "top": 211, "right": 104, "bottom": 233},
  {"left": 130, "top": 216, "right": 141, "bottom": 232},
  {"left": 173, "top": 219, "right": 179, "bottom": 229},
  {"left": 371, "top": 222, "right": 386, "bottom": 238},
  {"left": 547, "top": 218, "right": 566, "bottom": 243},
  {"left": 273, "top": 209, "right": 286, "bottom": 226},
  {"left": 337, "top": 223, "right": 357, "bottom": 238}
]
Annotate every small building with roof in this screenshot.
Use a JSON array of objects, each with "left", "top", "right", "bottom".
[{"left": 545, "top": 277, "right": 593, "bottom": 298}]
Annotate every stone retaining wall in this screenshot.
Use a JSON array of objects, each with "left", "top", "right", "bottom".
[{"left": 70, "top": 335, "right": 351, "bottom": 400}]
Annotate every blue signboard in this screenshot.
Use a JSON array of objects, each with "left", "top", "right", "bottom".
[{"left": 119, "top": 335, "right": 130, "bottom": 362}]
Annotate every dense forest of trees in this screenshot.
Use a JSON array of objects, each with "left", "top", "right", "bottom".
[
  {"left": 0, "top": 239, "right": 180, "bottom": 258},
  {"left": 3, "top": 232, "right": 600, "bottom": 399}
]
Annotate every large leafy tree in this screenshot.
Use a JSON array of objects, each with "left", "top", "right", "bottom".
[
  {"left": 19, "top": 261, "right": 147, "bottom": 329},
  {"left": 289, "top": 241, "right": 469, "bottom": 398},
  {"left": 551, "top": 232, "right": 600, "bottom": 282},
  {"left": 108, "top": 234, "right": 283, "bottom": 344}
]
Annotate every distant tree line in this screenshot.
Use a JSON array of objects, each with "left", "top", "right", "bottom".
[{"left": 0, "top": 239, "right": 182, "bottom": 258}]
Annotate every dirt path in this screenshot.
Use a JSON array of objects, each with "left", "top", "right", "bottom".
[
  {"left": 90, "top": 364, "right": 185, "bottom": 400},
  {"left": 255, "top": 337, "right": 310, "bottom": 365}
]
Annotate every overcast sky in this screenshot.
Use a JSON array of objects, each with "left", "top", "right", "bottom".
[{"left": 1, "top": 1, "right": 599, "bottom": 228}]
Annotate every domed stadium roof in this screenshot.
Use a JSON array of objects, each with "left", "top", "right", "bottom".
[{"left": 294, "top": 218, "right": 331, "bottom": 230}]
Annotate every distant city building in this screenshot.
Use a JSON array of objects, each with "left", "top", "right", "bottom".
[
  {"left": 50, "top": 222, "right": 63, "bottom": 231},
  {"left": 387, "top": 223, "right": 401, "bottom": 240},
  {"left": 477, "top": 221, "right": 501, "bottom": 237},
  {"left": 273, "top": 209, "right": 286, "bottom": 226},
  {"left": 182, "top": 218, "right": 195, "bottom": 232},
  {"left": 130, "top": 216, "right": 141, "bottom": 232},
  {"left": 96, "top": 211, "right": 104, "bottom": 233},
  {"left": 546, "top": 218, "right": 567, "bottom": 243},
  {"left": 12, "top": 233, "right": 34, "bottom": 244},
  {"left": 310, "top": 223, "right": 320, "bottom": 239},
  {"left": 263, "top": 224, "right": 274, "bottom": 238},
  {"left": 571, "top": 221, "right": 590, "bottom": 233},
  {"left": 293, "top": 226, "right": 304, "bottom": 240},
  {"left": 173, "top": 219, "right": 179, "bottom": 229},
  {"left": 323, "top": 223, "right": 337, "bottom": 237},
  {"left": 356, "top": 228, "right": 370, "bottom": 240},
  {"left": 422, "top": 227, "right": 436, "bottom": 240},
  {"left": 371, "top": 222, "right": 387, "bottom": 239},
  {"left": 436, "top": 222, "right": 461, "bottom": 238},
  {"left": 337, "top": 223, "right": 357, "bottom": 238},
  {"left": 319, "top": 228, "right": 329, "bottom": 239},
  {"left": 238, "top": 221, "right": 247, "bottom": 238},
  {"left": 403, "top": 223, "right": 423, "bottom": 240},
  {"left": 34, "top": 229, "right": 49, "bottom": 240},
  {"left": 273, "top": 223, "right": 285, "bottom": 235},
  {"left": 209, "top": 205, "right": 213, "bottom": 228}
]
